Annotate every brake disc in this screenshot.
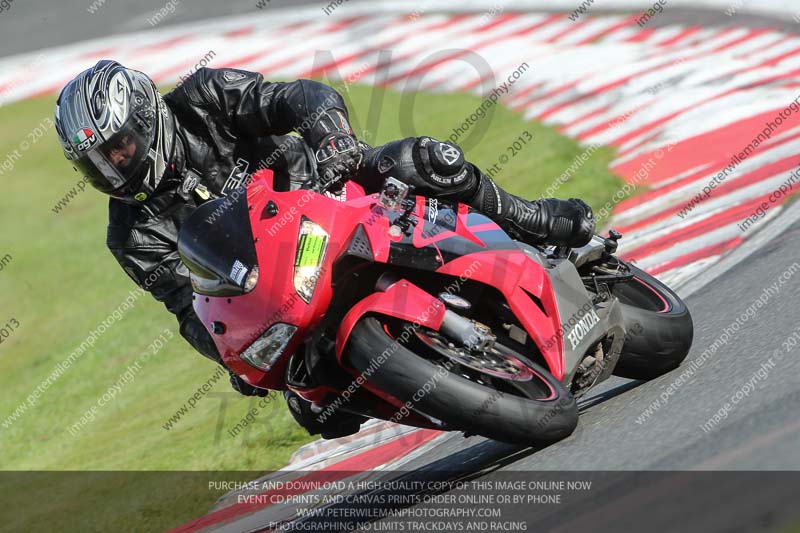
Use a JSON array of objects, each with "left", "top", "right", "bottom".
[{"left": 413, "top": 329, "right": 534, "bottom": 382}]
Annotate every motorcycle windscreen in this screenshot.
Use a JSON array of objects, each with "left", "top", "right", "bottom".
[{"left": 177, "top": 188, "right": 258, "bottom": 297}]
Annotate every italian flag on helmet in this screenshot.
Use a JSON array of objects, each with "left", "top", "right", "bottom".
[{"left": 72, "top": 128, "right": 97, "bottom": 150}]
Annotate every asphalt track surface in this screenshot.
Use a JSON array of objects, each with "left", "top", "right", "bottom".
[
  {"left": 0, "top": 0, "right": 310, "bottom": 57},
  {"left": 2, "top": 0, "right": 798, "bottom": 57},
  {"left": 6, "top": 2, "right": 800, "bottom": 531}
]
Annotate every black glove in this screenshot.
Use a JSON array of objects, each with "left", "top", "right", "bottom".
[
  {"left": 314, "top": 131, "right": 362, "bottom": 189},
  {"left": 229, "top": 369, "right": 270, "bottom": 397},
  {"left": 547, "top": 198, "right": 596, "bottom": 248}
]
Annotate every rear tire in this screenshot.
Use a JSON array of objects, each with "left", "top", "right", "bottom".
[
  {"left": 612, "top": 264, "right": 693, "bottom": 380},
  {"left": 346, "top": 317, "right": 578, "bottom": 446}
]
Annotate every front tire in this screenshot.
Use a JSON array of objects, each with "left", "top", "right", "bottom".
[
  {"left": 612, "top": 264, "right": 693, "bottom": 380},
  {"left": 346, "top": 317, "right": 578, "bottom": 446}
]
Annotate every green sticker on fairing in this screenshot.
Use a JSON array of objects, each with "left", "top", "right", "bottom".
[{"left": 295, "top": 233, "right": 327, "bottom": 268}]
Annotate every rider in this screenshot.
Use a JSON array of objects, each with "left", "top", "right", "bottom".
[{"left": 54, "top": 61, "right": 595, "bottom": 437}]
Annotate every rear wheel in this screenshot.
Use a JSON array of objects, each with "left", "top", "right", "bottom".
[
  {"left": 345, "top": 317, "right": 578, "bottom": 446},
  {"left": 612, "top": 264, "right": 693, "bottom": 380}
]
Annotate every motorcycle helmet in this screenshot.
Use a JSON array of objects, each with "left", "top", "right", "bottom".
[{"left": 54, "top": 60, "right": 174, "bottom": 203}]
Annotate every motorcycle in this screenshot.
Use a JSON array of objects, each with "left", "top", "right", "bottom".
[{"left": 177, "top": 168, "right": 693, "bottom": 446}]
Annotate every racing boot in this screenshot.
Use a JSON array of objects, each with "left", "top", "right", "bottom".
[{"left": 467, "top": 172, "right": 596, "bottom": 248}]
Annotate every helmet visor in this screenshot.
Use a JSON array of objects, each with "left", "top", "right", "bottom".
[{"left": 73, "top": 112, "right": 155, "bottom": 196}]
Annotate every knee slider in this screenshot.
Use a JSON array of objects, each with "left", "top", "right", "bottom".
[{"left": 414, "top": 137, "right": 470, "bottom": 189}]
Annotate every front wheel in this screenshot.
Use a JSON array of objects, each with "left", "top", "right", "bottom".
[
  {"left": 345, "top": 317, "right": 578, "bottom": 447},
  {"left": 612, "top": 263, "right": 693, "bottom": 380}
]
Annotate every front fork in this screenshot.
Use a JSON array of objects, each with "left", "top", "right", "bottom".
[
  {"left": 439, "top": 309, "right": 497, "bottom": 352},
  {"left": 375, "top": 271, "right": 496, "bottom": 351}
]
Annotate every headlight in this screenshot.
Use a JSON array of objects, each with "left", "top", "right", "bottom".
[
  {"left": 294, "top": 218, "right": 329, "bottom": 303},
  {"left": 243, "top": 266, "right": 259, "bottom": 293},
  {"left": 239, "top": 323, "right": 298, "bottom": 371}
]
